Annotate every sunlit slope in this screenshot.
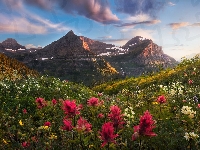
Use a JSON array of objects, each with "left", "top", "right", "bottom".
[{"left": 93, "top": 55, "right": 200, "bottom": 95}]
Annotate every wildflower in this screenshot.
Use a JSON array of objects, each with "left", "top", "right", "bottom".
[
  {"left": 198, "top": 104, "right": 200, "bottom": 108},
  {"left": 184, "top": 132, "right": 199, "bottom": 141},
  {"left": 97, "top": 113, "right": 104, "bottom": 118},
  {"left": 108, "top": 105, "right": 125, "bottom": 128},
  {"left": 181, "top": 106, "right": 196, "bottom": 118},
  {"left": 62, "top": 100, "right": 80, "bottom": 117},
  {"left": 62, "top": 119, "right": 73, "bottom": 131},
  {"left": 99, "top": 122, "right": 118, "bottom": 147},
  {"left": 52, "top": 99, "right": 57, "bottom": 105},
  {"left": 19, "top": 120, "right": 24, "bottom": 126},
  {"left": 132, "top": 110, "right": 157, "bottom": 140},
  {"left": 87, "top": 97, "right": 99, "bottom": 106},
  {"left": 38, "top": 126, "right": 49, "bottom": 130},
  {"left": 44, "top": 121, "right": 51, "bottom": 127},
  {"left": 188, "top": 79, "right": 193, "bottom": 85},
  {"left": 49, "top": 133, "right": 57, "bottom": 140},
  {"left": 22, "top": 109, "right": 27, "bottom": 114},
  {"left": 157, "top": 95, "right": 166, "bottom": 104},
  {"left": 76, "top": 117, "right": 92, "bottom": 133},
  {"left": 22, "top": 141, "right": 30, "bottom": 148},
  {"left": 3, "top": 139, "right": 8, "bottom": 144},
  {"left": 35, "top": 97, "right": 47, "bottom": 109},
  {"left": 98, "top": 92, "right": 103, "bottom": 97}
]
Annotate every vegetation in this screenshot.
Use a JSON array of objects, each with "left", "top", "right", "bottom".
[{"left": 0, "top": 55, "right": 200, "bottom": 149}]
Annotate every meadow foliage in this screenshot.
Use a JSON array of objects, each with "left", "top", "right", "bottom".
[{"left": 0, "top": 55, "right": 200, "bottom": 149}]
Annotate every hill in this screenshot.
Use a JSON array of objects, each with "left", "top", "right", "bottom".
[
  {"left": 0, "top": 53, "right": 38, "bottom": 80},
  {"left": 93, "top": 55, "right": 200, "bottom": 95}
]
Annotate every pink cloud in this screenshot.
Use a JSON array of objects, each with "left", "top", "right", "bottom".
[{"left": 168, "top": 22, "right": 189, "bottom": 30}]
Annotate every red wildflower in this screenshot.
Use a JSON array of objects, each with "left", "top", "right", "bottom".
[
  {"left": 76, "top": 117, "right": 92, "bottom": 133},
  {"left": 62, "top": 100, "right": 80, "bottom": 117},
  {"left": 22, "top": 109, "right": 27, "bottom": 114},
  {"left": 108, "top": 105, "right": 124, "bottom": 128},
  {"left": 22, "top": 141, "right": 30, "bottom": 148},
  {"left": 87, "top": 97, "right": 99, "bottom": 106},
  {"left": 132, "top": 110, "right": 157, "bottom": 140},
  {"left": 35, "top": 97, "right": 47, "bottom": 109},
  {"left": 189, "top": 79, "right": 193, "bottom": 85},
  {"left": 99, "top": 122, "right": 118, "bottom": 147},
  {"left": 52, "top": 99, "right": 57, "bottom": 105},
  {"left": 62, "top": 119, "right": 73, "bottom": 131},
  {"left": 44, "top": 121, "right": 51, "bottom": 127},
  {"left": 98, "top": 113, "right": 104, "bottom": 118},
  {"left": 198, "top": 104, "right": 200, "bottom": 108},
  {"left": 98, "top": 92, "right": 103, "bottom": 97},
  {"left": 156, "top": 95, "right": 166, "bottom": 104}
]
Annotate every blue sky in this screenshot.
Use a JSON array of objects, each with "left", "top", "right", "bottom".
[{"left": 0, "top": 0, "right": 200, "bottom": 60}]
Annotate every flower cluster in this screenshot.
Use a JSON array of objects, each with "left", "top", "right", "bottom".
[
  {"left": 132, "top": 110, "right": 157, "bottom": 140},
  {"left": 157, "top": 95, "right": 166, "bottom": 104},
  {"left": 124, "top": 106, "right": 135, "bottom": 126},
  {"left": 184, "top": 132, "right": 199, "bottom": 141},
  {"left": 181, "top": 106, "right": 196, "bottom": 118},
  {"left": 76, "top": 117, "right": 92, "bottom": 133},
  {"left": 35, "top": 97, "right": 47, "bottom": 109},
  {"left": 87, "top": 97, "right": 99, "bottom": 106},
  {"left": 62, "top": 100, "right": 81, "bottom": 118},
  {"left": 108, "top": 105, "right": 124, "bottom": 129},
  {"left": 99, "top": 122, "right": 118, "bottom": 147}
]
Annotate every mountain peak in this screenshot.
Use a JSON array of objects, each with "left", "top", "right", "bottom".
[
  {"left": 66, "top": 30, "right": 75, "bottom": 36},
  {"left": 1, "top": 38, "right": 26, "bottom": 50}
]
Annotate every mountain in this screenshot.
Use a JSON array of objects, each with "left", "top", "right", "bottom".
[
  {"left": 0, "top": 31, "right": 178, "bottom": 86},
  {"left": 23, "top": 30, "right": 119, "bottom": 86},
  {"left": 1, "top": 38, "right": 26, "bottom": 50},
  {"left": 103, "top": 36, "right": 177, "bottom": 76}
]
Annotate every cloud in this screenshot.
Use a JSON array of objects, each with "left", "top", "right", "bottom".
[
  {"left": 130, "top": 28, "right": 154, "bottom": 40},
  {"left": 98, "top": 36, "right": 112, "bottom": 39},
  {"left": 23, "top": 0, "right": 119, "bottom": 24},
  {"left": 115, "top": 19, "right": 160, "bottom": 27},
  {"left": 190, "top": 22, "right": 200, "bottom": 26},
  {"left": 25, "top": 44, "right": 41, "bottom": 49},
  {"left": 114, "top": 0, "right": 166, "bottom": 17},
  {"left": 168, "top": 2, "right": 176, "bottom": 6},
  {"left": 0, "top": 15, "right": 47, "bottom": 34},
  {"left": 168, "top": 22, "right": 189, "bottom": 29}
]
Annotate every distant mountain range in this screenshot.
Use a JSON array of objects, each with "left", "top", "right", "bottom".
[{"left": 0, "top": 30, "right": 178, "bottom": 86}]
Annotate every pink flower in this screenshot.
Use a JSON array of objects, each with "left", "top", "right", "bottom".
[
  {"left": 87, "top": 97, "right": 99, "bottom": 106},
  {"left": 62, "top": 119, "right": 73, "bottom": 131},
  {"left": 44, "top": 121, "right": 51, "bottom": 127},
  {"left": 99, "top": 122, "right": 118, "bottom": 147},
  {"left": 22, "top": 109, "right": 27, "bottom": 114},
  {"left": 22, "top": 141, "right": 30, "bottom": 148},
  {"left": 35, "top": 97, "right": 47, "bottom": 109},
  {"left": 52, "top": 99, "right": 57, "bottom": 105},
  {"left": 198, "top": 104, "right": 200, "bottom": 108},
  {"left": 189, "top": 79, "right": 193, "bottom": 85},
  {"left": 62, "top": 100, "right": 80, "bottom": 117},
  {"left": 98, "top": 92, "right": 103, "bottom": 97},
  {"left": 76, "top": 117, "right": 92, "bottom": 133},
  {"left": 156, "top": 95, "right": 166, "bottom": 104},
  {"left": 108, "top": 105, "right": 124, "bottom": 128},
  {"left": 98, "top": 113, "right": 104, "bottom": 119},
  {"left": 132, "top": 110, "right": 156, "bottom": 140}
]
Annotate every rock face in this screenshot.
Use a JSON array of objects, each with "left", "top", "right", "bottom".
[
  {"left": 1, "top": 38, "right": 26, "bottom": 50},
  {"left": 105, "top": 36, "right": 177, "bottom": 76},
  {"left": 0, "top": 30, "right": 178, "bottom": 85}
]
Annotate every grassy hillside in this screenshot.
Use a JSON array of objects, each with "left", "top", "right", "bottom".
[
  {"left": 93, "top": 55, "right": 200, "bottom": 95},
  {"left": 0, "top": 53, "right": 38, "bottom": 80},
  {"left": 1, "top": 55, "right": 200, "bottom": 149}
]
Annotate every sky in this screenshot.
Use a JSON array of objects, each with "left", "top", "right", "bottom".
[{"left": 0, "top": 0, "right": 200, "bottom": 61}]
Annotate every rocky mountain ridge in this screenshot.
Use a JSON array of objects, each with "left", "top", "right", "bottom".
[{"left": 0, "top": 30, "right": 178, "bottom": 85}]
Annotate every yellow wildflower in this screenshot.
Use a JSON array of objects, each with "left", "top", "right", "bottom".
[
  {"left": 3, "top": 139, "right": 8, "bottom": 144},
  {"left": 19, "top": 120, "right": 24, "bottom": 126},
  {"left": 152, "top": 102, "right": 158, "bottom": 105}
]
